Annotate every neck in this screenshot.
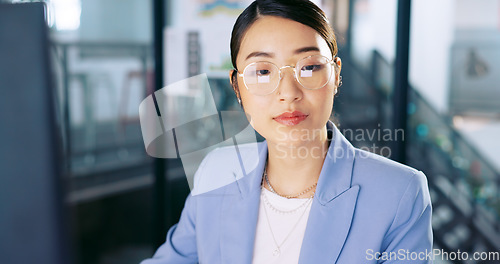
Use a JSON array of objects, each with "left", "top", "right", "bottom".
[{"left": 265, "top": 133, "right": 330, "bottom": 198}]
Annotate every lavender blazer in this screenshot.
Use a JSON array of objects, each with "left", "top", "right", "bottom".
[{"left": 141, "top": 122, "right": 433, "bottom": 264}]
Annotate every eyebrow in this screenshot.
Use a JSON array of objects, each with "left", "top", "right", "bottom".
[
  {"left": 245, "top": 51, "right": 274, "bottom": 60},
  {"left": 244, "top": 46, "right": 321, "bottom": 61},
  {"left": 294, "top": 46, "right": 320, "bottom": 54}
]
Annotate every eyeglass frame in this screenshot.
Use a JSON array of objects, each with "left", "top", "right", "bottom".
[{"left": 235, "top": 54, "right": 339, "bottom": 96}]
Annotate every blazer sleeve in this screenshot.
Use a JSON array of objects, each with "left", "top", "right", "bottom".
[
  {"left": 140, "top": 150, "right": 216, "bottom": 264},
  {"left": 381, "top": 171, "right": 433, "bottom": 263},
  {"left": 140, "top": 193, "right": 198, "bottom": 264}
]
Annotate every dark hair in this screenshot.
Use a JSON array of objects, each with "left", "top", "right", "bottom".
[
  {"left": 230, "top": 0, "right": 338, "bottom": 71},
  {"left": 229, "top": 0, "right": 338, "bottom": 94}
]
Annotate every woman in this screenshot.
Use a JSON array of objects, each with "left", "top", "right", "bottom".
[{"left": 142, "top": 0, "right": 433, "bottom": 263}]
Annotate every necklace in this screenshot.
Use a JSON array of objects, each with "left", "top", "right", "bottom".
[
  {"left": 264, "top": 166, "right": 317, "bottom": 199},
  {"left": 261, "top": 188, "right": 313, "bottom": 256},
  {"left": 261, "top": 188, "right": 313, "bottom": 215}
]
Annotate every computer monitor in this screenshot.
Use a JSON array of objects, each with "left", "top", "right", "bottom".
[{"left": 0, "top": 3, "right": 70, "bottom": 264}]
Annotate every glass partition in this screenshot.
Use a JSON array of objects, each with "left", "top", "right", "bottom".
[
  {"left": 408, "top": 0, "right": 500, "bottom": 257},
  {"left": 47, "top": 0, "right": 156, "bottom": 263}
]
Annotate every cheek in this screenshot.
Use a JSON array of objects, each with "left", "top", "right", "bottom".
[
  {"left": 313, "top": 86, "right": 335, "bottom": 118},
  {"left": 318, "top": 84, "right": 335, "bottom": 104},
  {"left": 240, "top": 92, "right": 271, "bottom": 123}
]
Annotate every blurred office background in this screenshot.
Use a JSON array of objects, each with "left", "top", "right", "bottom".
[{"left": 0, "top": 0, "right": 499, "bottom": 263}]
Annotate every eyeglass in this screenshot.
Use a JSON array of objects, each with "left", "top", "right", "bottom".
[{"left": 236, "top": 55, "right": 337, "bottom": 96}]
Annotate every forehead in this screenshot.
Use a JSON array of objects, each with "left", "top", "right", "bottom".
[{"left": 237, "top": 16, "right": 331, "bottom": 65}]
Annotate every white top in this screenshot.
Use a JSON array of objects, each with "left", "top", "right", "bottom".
[{"left": 252, "top": 187, "right": 313, "bottom": 264}]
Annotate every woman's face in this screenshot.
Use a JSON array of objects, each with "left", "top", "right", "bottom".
[{"left": 232, "top": 16, "right": 340, "bottom": 147}]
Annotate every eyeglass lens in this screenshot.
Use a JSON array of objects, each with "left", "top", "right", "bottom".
[{"left": 242, "top": 55, "right": 333, "bottom": 95}]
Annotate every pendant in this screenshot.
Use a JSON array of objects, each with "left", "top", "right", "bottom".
[{"left": 273, "top": 248, "right": 281, "bottom": 256}]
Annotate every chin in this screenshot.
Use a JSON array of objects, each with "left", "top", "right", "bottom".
[{"left": 271, "top": 127, "right": 320, "bottom": 146}]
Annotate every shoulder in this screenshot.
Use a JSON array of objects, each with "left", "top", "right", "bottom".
[
  {"left": 351, "top": 147, "right": 427, "bottom": 189},
  {"left": 196, "top": 141, "right": 263, "bottom": 176},
  {"left": 191, "top": 142, "right": 264, "bottom": 196},
  {"left": 347, "top": 149, "right": 432, "bottom": 241},
  {"left": 348, "top": 148, "right": 430, "bottom": 211}
]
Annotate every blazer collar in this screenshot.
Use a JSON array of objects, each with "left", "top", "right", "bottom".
[
  {"left": 235, "top": 140, "right": 268, "bottom": 199},
  {"left": 220, "top": 121, "right": 358, "bottom": 264},
  {"left": 238, "top": 121, "right": 356, "bottom": 204},
  {"left": 297, "top": 121, "right": 358, "bottom": 264},
  {"left": 315, "top": 121, "right": 356, "bottom": 205}
]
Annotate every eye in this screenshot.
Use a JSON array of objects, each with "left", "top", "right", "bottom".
[
  {"left": 302, "top": 64, "right": 323, "bottom": 71},
  {"left": 256, "top": 69, "right": 270, "bottom": 76}
]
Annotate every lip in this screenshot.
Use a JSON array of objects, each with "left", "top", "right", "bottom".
[{"left": 273, "top": 111, "right": 308, "bottom": 126}]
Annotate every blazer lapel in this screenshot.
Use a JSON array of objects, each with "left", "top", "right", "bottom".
[
  {"left": 299, "top": 122, "right": 359, "bottom": 264},
  {"left": 299, "top": 186, "right": 359, "bottom": 264},
  {"left": 219, "top": 142, "right": 267, "bottom": 264},
  {"left": 219, "top": 122, "right": 358, "bottom": 264}
]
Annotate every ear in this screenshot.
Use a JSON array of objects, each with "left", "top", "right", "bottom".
[
  {"left": 334, "top": 57, "right": 342, "bottom": 86},
  {"left": 229, "top": 69, "right": 235, "bottom": 86},
  {"left": 335, "top": 57, "right": 342, "bottom": 69},
  {"left": 229, "top": 69, "right": 241, "bottom": 101}
]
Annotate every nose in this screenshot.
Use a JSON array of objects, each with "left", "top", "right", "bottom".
[{"left": 277, "top": 66, "right": 303, "bottom": 103}]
